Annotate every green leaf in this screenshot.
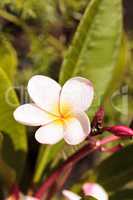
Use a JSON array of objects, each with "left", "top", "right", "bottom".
[
  {"left": 0, "top": 35, "right": 18, "bottom": 81},
  {"left": 95, "top": 144, "right": 133, "bottom": 192},
  {"left": 0, "top": 67, "right": 27, "bottom": 180},
  {"left": 0, "top": 158, "right": 16, "bottom": 188},
  {"left": 110, "top": 189, "right": 133, "bottom": 200},
  {"left": 59, "top": 0, "right": 123, "bottom": 117},
  {"left": 0, "top": 132, "right": 3, "bottom": 150},
  {"left": 33, "top": 141, "right": 64, "bottom": 184}
]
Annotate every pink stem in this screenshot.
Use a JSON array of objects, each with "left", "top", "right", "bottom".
[
  {"left": 100, "top": 144, "right": 123, "bottom": 153},
  {"left": 97, "top": 135, "right": 120, "bottom": 146},
  {"left": 34, "top": 135, "right": 120, "bottom": 199},
  {"left": 10, "top": 184, "right": 20, "bottom": 200}
]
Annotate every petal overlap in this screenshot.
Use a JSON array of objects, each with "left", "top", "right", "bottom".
[
  {"left": 64, "top": 113, "right": 90, "bottom": 145},
  {"left": 60, "top": 77, "right": 94, "bottom": 116},
  {"left": 35, "top": 120, "right": 64, "bottom": 144}
]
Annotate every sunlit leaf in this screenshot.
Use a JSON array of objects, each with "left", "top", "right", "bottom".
[
  {"left": 33, "top": 141, "right": 64, "bottom": 184},
  {"left": 0, "top": 67, "right": 27, "bottom": 180},
  {"left": 59, "top": 0, "right": 124, "bottom": 117},
  {"left": 0, "top": 35, "right": 18, "bottom": 81}
]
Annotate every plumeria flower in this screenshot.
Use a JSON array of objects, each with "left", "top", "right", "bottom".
[
  {"left": 62, "top": 183, "right": 108, "bottom": 200},
  {"left": 62, "top": 190, "right": 81, "bottom": 200},
  {"left": 21, "top": 195, "right": 39, "bottom": 200},
  {"left": 83, "top": 183, "right": 108, "bottom": 200},
  {"left": 14, "top": 75, "right": 94, "bottom": 145}
]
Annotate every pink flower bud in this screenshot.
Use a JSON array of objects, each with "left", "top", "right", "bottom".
[
  {"left": 91, "top": 107, "right": 105, "bottom": 128},
  {"left": 91, "top": 107, "right": 105, "bottom": 136},
  {"left": 105, "top": 125, "right": 133, "bottom": 137},
  {"left": 83, "top": 183, "right": 108, "bottom": 200}
]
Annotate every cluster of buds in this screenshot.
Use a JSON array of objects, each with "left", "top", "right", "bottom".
[
  {"left": 104, "top": 125, "right": 133, "bottom": 138},
  {"left": 91, "top": 107, "right": 133, "bottom": 138}
]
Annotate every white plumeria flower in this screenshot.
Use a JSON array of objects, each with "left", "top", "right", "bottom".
[
  {"left": 62, "top": 183, "right": 108, "bottom": 200},
  {"left": 24, "top": 197, "right": 38, "bottom": 200},
  {"left": 14, "top": 75, "right": 94, "bottom": 145},
  {"left": 62, "top": 190, "right": 81, "bottom": 200},
  {"left": 83, "top": 183, "right": 108, "bottom": 200},
  {"left": 22, "top": 196, "right": 38, "bottom": 200}
]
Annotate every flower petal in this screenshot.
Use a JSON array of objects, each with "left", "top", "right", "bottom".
[
  {"left": 35, "top": 121, "right": 63, "bottom": 144},
  {"left": 13, "top": 104, "right": 57, "bottom": 126},
  {"left": 83, "top": 183, "right": 108, "bottom": 200},
  {"left": 19, "top": 193, "right": 39, "bottom": 200},
  {"left": 27, "top": 75, "right": 61, "bottom": 115},
  {"left": 25, "top": 197, "right": 39, "bottom": 200},
  {"left": 60, "top": 77, "right": 94, "bottom": 115},
  {"left": 64, "top": 113, "right": 90, "bottom": 145},
  {"left": 62, "top": 190, "right": 81, "bottom": 200}
]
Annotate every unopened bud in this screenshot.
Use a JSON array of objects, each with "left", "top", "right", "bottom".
[
  {"left": 91, "top": 107, "right": 105, "bottom": 127},
  {"left": 83, "top": 183, "right": 108, "bottom": 200},
  {"left": 91, "top": 107, "right": 105, "bottom": 136},
  {"left": 105, "top": 125, "right": 133, "bottom": 137}
]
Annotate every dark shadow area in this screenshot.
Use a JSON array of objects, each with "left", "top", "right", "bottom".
[{"left": 1, "top": 132, "right": 27, "bottom": 181}]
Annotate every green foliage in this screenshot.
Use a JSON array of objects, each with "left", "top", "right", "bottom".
[
  {"left": 0, "top": 132, "right": 3, "bottom": 150},
  {"left": 95, "top": 144, "right": 133, "bottom": 192},
  {"left": 59, "top": 0, "right": 124, "bottom": 117},
  {"left": 110, "top": 189, "right": 133, "bottom": 200},
  {"left": 0, "top": 157, "right": 16, "bottom": 188},
  {"left": 33, "top": 141, "right": 64, "bottom": 184},
  {"left": 0, "top": 35, "right": 18, "bottom": 81},
  {"left": 28, "top": 34, "right": 59, "bottom": 76},
  {"left": 0, "top": 68, "right": 27, "bottom": 180}
]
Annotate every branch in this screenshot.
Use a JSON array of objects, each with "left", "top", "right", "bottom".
[{"left": 34, "top": 135, "right": 120, "bottom": 199}]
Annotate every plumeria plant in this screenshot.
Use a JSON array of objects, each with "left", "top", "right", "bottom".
[
  {"left": 0, "top": 0, "right": 133, "bottom": 200},
  {"left": 12, "top": 75, "right": 133, "bottom": 200}
]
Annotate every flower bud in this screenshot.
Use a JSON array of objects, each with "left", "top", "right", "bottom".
[
  {"left": 91, "top": 107, "right": 105, "bottom": 136},
  {"left": 83, "top": 183, "right": 108, "bottom": 200},
  {"left": 105, "top": 125, "right": 133, "bottom": 137},
  {"left": 91, "top": 107, "right": 105, "bottom": 128}
]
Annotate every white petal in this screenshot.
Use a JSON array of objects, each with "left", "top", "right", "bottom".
[
  {"left": 64, "top": 113, "right": 90, "bottom": 145},
  {"left": 35, "top": 121, "right": 63, "bottom": 144},
  {"left": 27, "top": 75, "right": 61, "bottom": 115},
  {"left": 60, "top": 77, "right": 94, "bottom": 115},
  {"left": 62, "top": 190, "right": 81, "bottom": 200},
  {"left": 19, "top": 193, "right": 39, "bottom": 200},
  {"left": 83, "top": 183, "right": 108, "bottom": 200},
  {"left": 13, "top": 104, "right": 57, "bottom": 126},
  {"left": 25, "top": 196, "right": 39, "bottom": 200}
]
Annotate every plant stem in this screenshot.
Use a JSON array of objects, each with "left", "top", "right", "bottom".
[
  {"left": 0, "top": 9, "right": 22, "bottom": 26},
  {"left": 10, "top": 184, "right": 20, "bottom": 200},
  {"left": 0, "top": 9, "right": 31, "bottom": 34},
  {"left": 34, "top": 135, "right": 120, "bottom": 199},
  {"left": 0, "top": 159, "right": 16, "bottom": 189}
]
